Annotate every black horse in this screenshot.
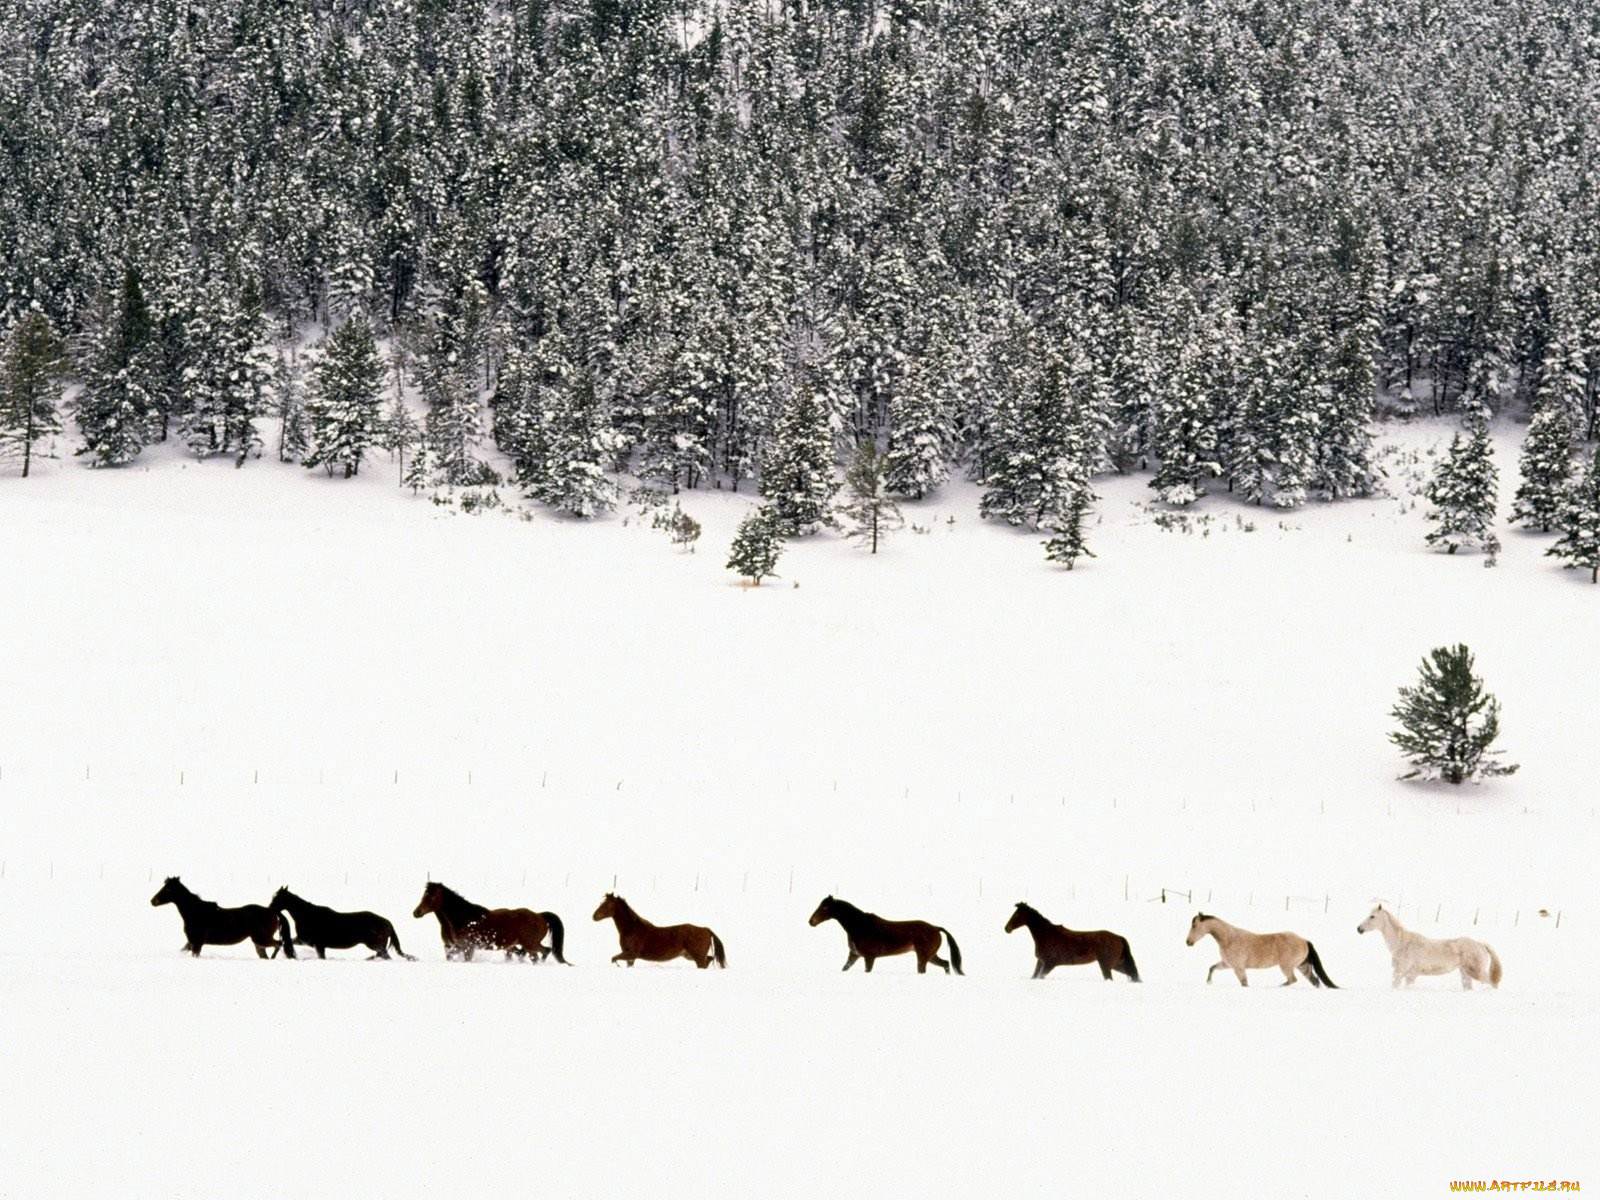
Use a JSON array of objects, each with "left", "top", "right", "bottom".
[
  {"left": 808, "top": 895, "right": 963, "bottom": 975},
  {"left": 151, "top": 876, "right": 294, "bottom": 959},
  {"left": 270, "top": 887, "right": 414, "bottom": 960}
]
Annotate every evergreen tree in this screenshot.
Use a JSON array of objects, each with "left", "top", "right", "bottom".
[
  {"left": 1042, "top": 489, "right": 1097, "bottom": 570},
  {"left": 1424, "top": 400, "right": 1501, "bottom": 559},
  {"left": 839, "top": 441, "right": 904, "bottom": 554},
  {"left": 531, "top": 364, "right": 620, "bottom": 518},
  {"left": 1149, "top": 313, "right": 1219, "bottom": 507},
  {"left": 274, "top": 349, "right": 310, "bottom": 466},
  {"left": 383, "top": 395, "right": 423, "bottom": 487},
  {"left": 883, "top": 348, "right": 949, "bottom": 500},
  {"left": 304, "top": 315, "right": 385, "bottom": 478},
  {"left": 727, "top": 506, "right": 783, "bottom": 585},
  {"left": 1509, "top": 405, "right": 1574, "bottom": 533},
  {"left": 1389, "top": 644, "right": 1518, "bottom": 784},
  {"left": 76, "top": 268, "right": 160, "bottom": 468},
  {"left": 0, "top": 310, "right": 66, "bottom": 477},
  {"left": 760, "top": 373, "right": 837, "bottom": 535},
  {"left": 1546, "top": 446, "right": 1600, "bottom": 583}
]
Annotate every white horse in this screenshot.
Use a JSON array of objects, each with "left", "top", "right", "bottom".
[
  {"left": 1356, "top": 905, "right": 1502, "bottom": 989},
  {"left": 1185, "top": 913, "right": 1338, "bottom": 987}
]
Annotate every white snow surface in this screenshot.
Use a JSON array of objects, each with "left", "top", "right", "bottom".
[{"left": 1, "top": 422, "right": 1595, "bottom": 1198}]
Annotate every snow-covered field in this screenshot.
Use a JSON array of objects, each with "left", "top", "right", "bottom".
[{"left": 1, "top": 422, "right": 1596, "bottom": 1198}]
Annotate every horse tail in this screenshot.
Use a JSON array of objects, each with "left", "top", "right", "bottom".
[
  {"left": 277, "top": 912, "right": 297, "bottom": 960},
  {"left": 937, "top": 927, "right": 964, "bottom": 976},
  {"left": 387, "top": 921, "right": 416, "bottom": 961},
  {"left": 1486, "top": 944, "right": 1503, "bottom": 988},
  {"left": 541, "top": 912, "right": 569, "bottom": 965},
  {"left": 1303, "top": 941, "right": 1336, "bottom": 989},
  {"left": 1118, "top": 937, "right": 1141, "bottom": 983},
  {"left": 710, "top": 931, "right": 727, "bottom": 969}
]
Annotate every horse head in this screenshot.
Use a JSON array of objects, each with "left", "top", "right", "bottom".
[
  {"left": 151, "top": 876, "right": 183, "bottom": 907},
  {"left": 593, "top": 893, "right": 619, "bottom": 922},
  {"left": 1004, "top": 902, "right": 1034, "bottom": 933},
  {"left": 1356, "top": 905, "right": 1388, "bottom": 936},
  {"left": 808, "top": 896, "right": 837, "bottom": 927},
  {"left": 413, "top": 881, "right": 444, "bottom": 919},
  {"left": 1185, "top": 912, "right": 1214, "bottom": 946}
]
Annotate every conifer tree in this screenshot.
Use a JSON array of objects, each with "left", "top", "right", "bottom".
[
  {"left": 760, "top": 373, "right": 837, "bottom": 535},
  {"left": 883, "top": 348, "right": 949, "bottom": 500},
  {"left": 0, "top": 310, "right": 66, "bottom": 477},
  {"left": 274, "top": 350, "right": 310, "bottom": 465},
  {"left": 727, "top": 506, "right": 783, "bottom": 585},
  {"left": 1042, "top": 489, "right": 1097, "bottom": 570},
  {"left": 1546, "top": 446, "right": 1600, "bottom": 583},
  {"left": 531, "top": 364, "right": 620, "bottom": 518},
  {"left": 1149, "top": 318, "right": 1219, "bottom": 507},
  {"left": 839, "top": 441, "right": 904, "bottom": 554},
  {"left": 76, "top": 267, "right": 159, "bottom": 467},
  {"left": 304, "top": 314, "right": 385, "bottom": 478},
  {"left": 1424, "top": 399, "right": 1501, "bottom": 559},
  {"left": 1389, "top": 644, "right": 1518, "bottom": 784},
  {"left": 383, "top": 395, "right": 423, "bottom": 487},
  {"left": 1509, "top": 405, "right": 1574, "bottom": 533}
]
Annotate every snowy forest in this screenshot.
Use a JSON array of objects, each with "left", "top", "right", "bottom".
[{"left": 3, "top": 0, "right": 1600, "bottom": 535}]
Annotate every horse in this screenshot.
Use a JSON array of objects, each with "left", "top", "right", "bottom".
[
  {"left": 412, "top": 881, "right": 567, "bottom": 963},
  {"left": 270, "top": 887, "right": 414, "bottom": 961},
  {"left": 1005, "top": 902, "right": 1140, "bottom": 981},
  {"left": 1357, "top": 904, "right": 1502, "bottom": 989},
  {"left": 151, "top": 876, "right": 295, "bottom": 959},
  {"left": 1186, "top": 912, "right": 1336, "bottom": 988},
  {"left": 808, "top": 895, "right": 963, "bottom": 975},
  {"left": 592, "top": 893, "right": 727, "bottom": 969}
]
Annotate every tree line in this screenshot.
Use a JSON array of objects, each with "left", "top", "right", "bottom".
[{"left": 2, "top": 0, "right": 1599, "bottom": 573}]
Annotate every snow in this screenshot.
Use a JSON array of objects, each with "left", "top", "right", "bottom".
[{"left": 1, "top": 420, "right": 1596, "bottom": 1198}]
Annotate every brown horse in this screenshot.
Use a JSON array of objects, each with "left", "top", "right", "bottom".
[
  {"left": 592, "top": 893, "right": 727, "bottom": 969},
  {"left": 412, "top": 881, "right": 567, "bottom": 963},
  {"left": 270, "top": 887, "right": 414, "bottom": 960},
  {"left": 808, "top": 895, "right": 963, "bottom": 975},
  {"left": 1005, "top": 902, "right": 1140, "bottom": 981},
  {"left": 151, "top": 876, "right": 295, "bottom": 959}
]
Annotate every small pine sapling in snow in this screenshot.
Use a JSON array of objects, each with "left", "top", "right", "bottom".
[
  {"left": 1546, "top": 445, "right": 1600, "bottom": 583},
  {"left": 652, "top": 501, "right": 701, "bottom": 551},
  {"left": 839, "top": 441, "right": 904, "bottom": 554},
  {"left": 1042, "top": 489, "right": 1096, "bottom": 569},
  {"left": 402, "top": 440, "right": 434, "bottom": 495},
  {"left": 384, "top": 395, "right": 423, "bottom": 486},
  {"left": 1389, "top": 644, "right": 1518, "bottom": 785},
  {"left": 727, "top": 507, "right": 783, "bottom": 585}
]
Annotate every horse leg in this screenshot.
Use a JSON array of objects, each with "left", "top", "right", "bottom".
[
  {"left": 863, "top": 957, "right": 876, "bottom": 973},
  {"left": 1233, "top": 965, "right": 1249, "bottom": 986},
  {"left": 927, "top": 952, "right": 951, "bottom": 974},
  {"left": 1098, "top": 958, "right": 1114, "bottom": 981},
  {"left": 1460, "top": 968, "right": 1473, "bottom": 991},
  {"left": 316, "top": 946, "right": 327, "bottom": 960},
  {"left": 1206, "top": 960, "right": 1228, "bottom": 983},
  {"left": 841, "top": 950, "right": 860, "bottom": 971},
  {"left": 1279, "top": 963, "right": 1297, "bottom": 986}
]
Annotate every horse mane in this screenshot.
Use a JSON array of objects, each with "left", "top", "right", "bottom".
[
  {"left": 432, "top": 882, "right": 489, "bottom": 920},
  {"left": 824, "top": 896, "right": 866, "bottom": 918}
]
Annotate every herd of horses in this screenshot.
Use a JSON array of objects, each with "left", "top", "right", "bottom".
[{"left": 149, "top": 877, "right": 1506, "bottom": 989}]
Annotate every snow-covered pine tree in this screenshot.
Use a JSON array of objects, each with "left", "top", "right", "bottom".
[
  {"left": 531, "top": 363, "right": 620, "bottom": 518},
  {"left": 273, "top": 349, "right": 310, "bottom": 465},
  {"left": 1042, "top": 489, "right": 1096, "bottom": 570},
  {"left": 177, "top": 276, "right": 270, "bottom": 465},
  {"left": 839, "top": 440, "right": 904, "bottom": 554},
  {"left": 0, "top": 310, "right": 65, "bottom": 477},
  {"left": 760, "top": 371, "right": 838, "bottom": 535},
  {"left": 76, "top": 267, "right": 160, "bottom": 467},
  {"left": 1312, "top": 287, "right": 1380, "bottom": 500},
  {"left": 1546, "top": 445, "right": 1600, "bottom": 583},
  {"left": 726, "top": 506, "right": 783, "bottom": 585},
  {"left": 1511, "top": 332, "right": 1583, "bottom": 531},
  {"left": 303, "top": 314, "right": 385, "bottom": 478},
  {"left": 980, "top": 333, "right": 1078, "bottom": 529},
  {"left": 1425, "top": 394, "right": 1501, "bottom": 559},
  {"left": 382, "top": 395, "right": 422, "bottom": 487},
  {"left": 1389, "top": 644, "right": 1518, "bottom": 784},
  {"left": 1149, "top": 295, "right": 1219, "bottom": 507}
]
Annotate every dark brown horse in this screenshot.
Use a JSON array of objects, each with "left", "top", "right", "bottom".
[
  {"left": 592, "top": 893, "right": 726, "bottom": 969},
  {"left": 1005, "top": 902, "right": 1140, "bottom": 981},
  {"left": 151, "top": 876, "right": 295, "bottom": 959},
  {"left": 270, "top": 887, "right": 414, "bottom": 960},
  {"left": 808, "top": 895, "right": 963, "bottom": 975},
  {"left": 412, "top": 881, "right": 567, "bottom": 963}
]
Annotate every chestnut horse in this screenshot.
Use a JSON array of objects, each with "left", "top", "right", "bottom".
[
  {"left": 412, "top": 881, "right": 567, "bottom": 963},
  {"left": 592, "top": 893, "right": 727, "bottom": 969},
  {"left": 1005, "top": 902, "right": 1140, "bottom": 981},
  {"left": 1186, "top": 912, "right": 1337, "bottom": 987},
  {"left": 270, "top": 887, "right": 414, "bottom": 960},
  {"left": 151, "top": 876, "right": 295, "bottom": 959},
  {"left": 808, "top": 895, "right": 963, "bottom": 975}
]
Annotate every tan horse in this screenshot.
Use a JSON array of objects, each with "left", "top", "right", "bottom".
[
  {"left": 1357, "top": 905, "right": 1501, "bottom": 989},
  {"left": 592, "top": 893, "right": 726, "bottom": 969},
  {"left": 1186, "top": 913, "right": 1337, "bottom": 988}
]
